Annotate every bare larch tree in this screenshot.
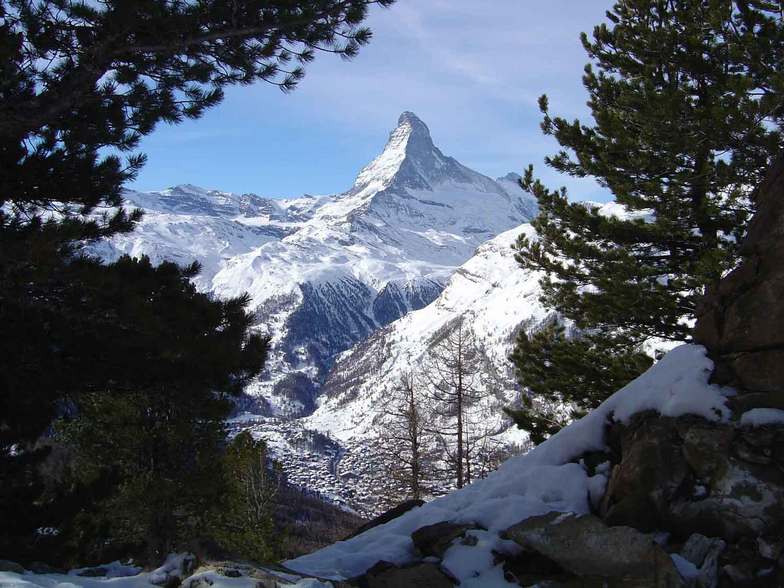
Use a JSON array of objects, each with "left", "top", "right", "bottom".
[
  {"left": 423, "top": 316, "right": 485, "bottom": 489},
  {"left": 373, "top": 371, "right": 435, "bottom": 506}
]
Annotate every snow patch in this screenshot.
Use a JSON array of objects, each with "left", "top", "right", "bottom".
[{"left": 740, "top": 408, "right": 784, "bottom": 428}]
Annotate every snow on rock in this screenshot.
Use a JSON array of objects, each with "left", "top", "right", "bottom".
[
  {"left": 284, "top": 344, "right": 735, "bottom": 582},
  {"left": 739, "top": 407, "right": 784, "bottom": 427},
  {"left": 69, "top": 562, "right": 142, "bottom": 579},
  {"left": 0, "top": 562, "right": 334, "bottom": 588},
  {"left": 148, "top": 553, "right": 196, "bottom": 586}
]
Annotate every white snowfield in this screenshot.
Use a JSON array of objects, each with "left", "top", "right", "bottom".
[
  {"left": 228, "top": 223, "right": 546, "bottom": 512},
  {"left": 284, "top": 344, "right": 735, "bottom": 584},
  {"left": 85, "top": 112, "right": 545, "bottom": 511}
]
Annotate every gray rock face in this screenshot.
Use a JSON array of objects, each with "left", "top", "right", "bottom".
[
  {"left": 679, "top": 533, "right": 725, "bottom": 588},
  {"left": 282, "top": 276, "right": 443, "bottom": 381},
  {"left": 503, "top": 512, "right": 684, "bottom": 587},
  {"left": 600, "top": 415, "right": 784, "bottom": 543},
  {"left": 411, "top": 522, "right": 475, "bottom": 559},
  {"left": 372, "top": 279, "right": 441, "bottom": 326},
  {"left": 695, "top": 156, "right": 784, "bottom": 399}
]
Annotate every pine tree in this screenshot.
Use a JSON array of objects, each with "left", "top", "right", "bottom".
[
  {"left": 0, "top": 0, "right": 393, "bottom": 562},
  {"left": 211, "top": 431, "right": 282, "bottom": 563},
  {"left": 509, "top": 0, "right": 784, "bottom": 441},
  {"left": 1, "top": 252, "right": 268, "bottom": 563},
  {"left": 506, "top": 321, "right": 652, "bottom": 445}
]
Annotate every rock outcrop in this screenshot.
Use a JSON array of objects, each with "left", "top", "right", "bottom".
[
  {"left": 504, "top": 511, "right": 684, "bottom": 587},
  {"left": 695, "top": 156, "right": 784, "bottom": 400}
]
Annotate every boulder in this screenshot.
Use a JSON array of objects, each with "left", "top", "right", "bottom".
[
  {"left": 350, "top": 560, "right": 455, "bottom": 587},
  {"left": 150, "top": 553, "right": 198, "bottom": 587},
  {"left": 695, "top": 156, "right": 784, "bottom": 399},
  {"left": 410, "top": 521, "right": 475, "bottom": 559},
  {"left": 598, "top": 414, "right": 784, "bottom": 543},
  {"left": 76, "top": 566, "right": 110, "bottom": 577},
  {"left": 0, "top": 560, "right": 26, "bottom": 574},
  {"left": 678, "top": 533, "right": 725, "bottom": 588},
  {"left": 502, "top": 546, "right": 590, "bottom": 587},
  {"left": 600, "top": 415, "right": 690, "bottom": 531},
  {"left": 503, "top": 511, "right": 685, "bottom": 587}
]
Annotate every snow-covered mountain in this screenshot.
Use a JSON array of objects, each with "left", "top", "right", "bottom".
[
  {"left": 97, "top": 112, "right": 537, "bottom": 416},
  {"left": 307, "top": 224, "right": 549, "bottom": 440},
  {"left": 231, "top": 224, "right": 552, "bottom": 514}
]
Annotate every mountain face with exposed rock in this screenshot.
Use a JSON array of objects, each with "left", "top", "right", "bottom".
[{"left": 96, "top": 112, "right": 537, "bottom": 418}]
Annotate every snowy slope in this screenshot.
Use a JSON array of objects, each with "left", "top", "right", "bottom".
[
  {"left": 306, "top": 223, "right": 549, "bottom": 441},
  {"left": 224, "top": 224, "right": 552, "bottom": 514},
  {"left": 285, "top": 345, "right": 735, "bottom": 584},
  {"left": 97, "top": 112, "right": 537, "bottom": 417}
]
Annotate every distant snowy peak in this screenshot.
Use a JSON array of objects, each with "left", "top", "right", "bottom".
[
  {"left": 352, "top": 111, "right": 435, "bottom": 193},
  {"left": 124, "top": 184, "right": 282, "bottom": 218},
  {"left": 352, "top": 111, "right": 506, "bottom": 197}
]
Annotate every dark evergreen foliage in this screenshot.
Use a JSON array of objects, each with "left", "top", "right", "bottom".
[
  {"left": 0, "top": 0, "right": 392, "bottom": 564},
  {"left": 0, "top": 237, "right": 268, "bottom": 563},
  {"left": 210, "top": 431, "right": 282, "bottom": 563},
  {"left": 506, "top": 322, "right": 651, "bottom": 445},
  {"left": 509, "top": 0, "right": 784, "bottom": 442}
]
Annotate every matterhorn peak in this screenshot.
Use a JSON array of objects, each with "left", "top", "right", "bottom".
[
  {"left": 351, "top": 111, "right": 449, "bottom": 193},
  {"left": 395, "top": 111, "right": 431, "bottom": 141}
]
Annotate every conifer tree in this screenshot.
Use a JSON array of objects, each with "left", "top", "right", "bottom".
[
  {"left": 506, "top": 321, "right": 651, "bottom": 445},
  {"left": 0, "top": 0, "right": 392, "bottom": 561},
  {"left": 510, "top": 0, "right": 784, "bottom": 442},
  {"left": 211, "top": 431, "right": 282, "bottom": 563},
  {"left": 1, "top": 252, "right": 269, "bottom": 563}
]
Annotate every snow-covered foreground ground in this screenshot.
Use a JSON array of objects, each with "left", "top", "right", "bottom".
[
  {"left": 0, "top": 570, "right": 331, "bottom": 588},
  {"left": 284, "top": 344, "right": 735, "bottom": 585},
  {"left": 0, "top": 556, "right": 331, "bottom": 588}
]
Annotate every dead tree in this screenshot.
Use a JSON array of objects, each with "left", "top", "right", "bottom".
[
  {"left": 422, "top": 316, "right": 484, "bottom": 489},
  {"left": 373, "top": 372, "right": 435, "bottom": 506}
]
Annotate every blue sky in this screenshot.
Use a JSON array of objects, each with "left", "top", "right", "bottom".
[{"left": 129, "top": 1, "right": 615, "bottom": 201}]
